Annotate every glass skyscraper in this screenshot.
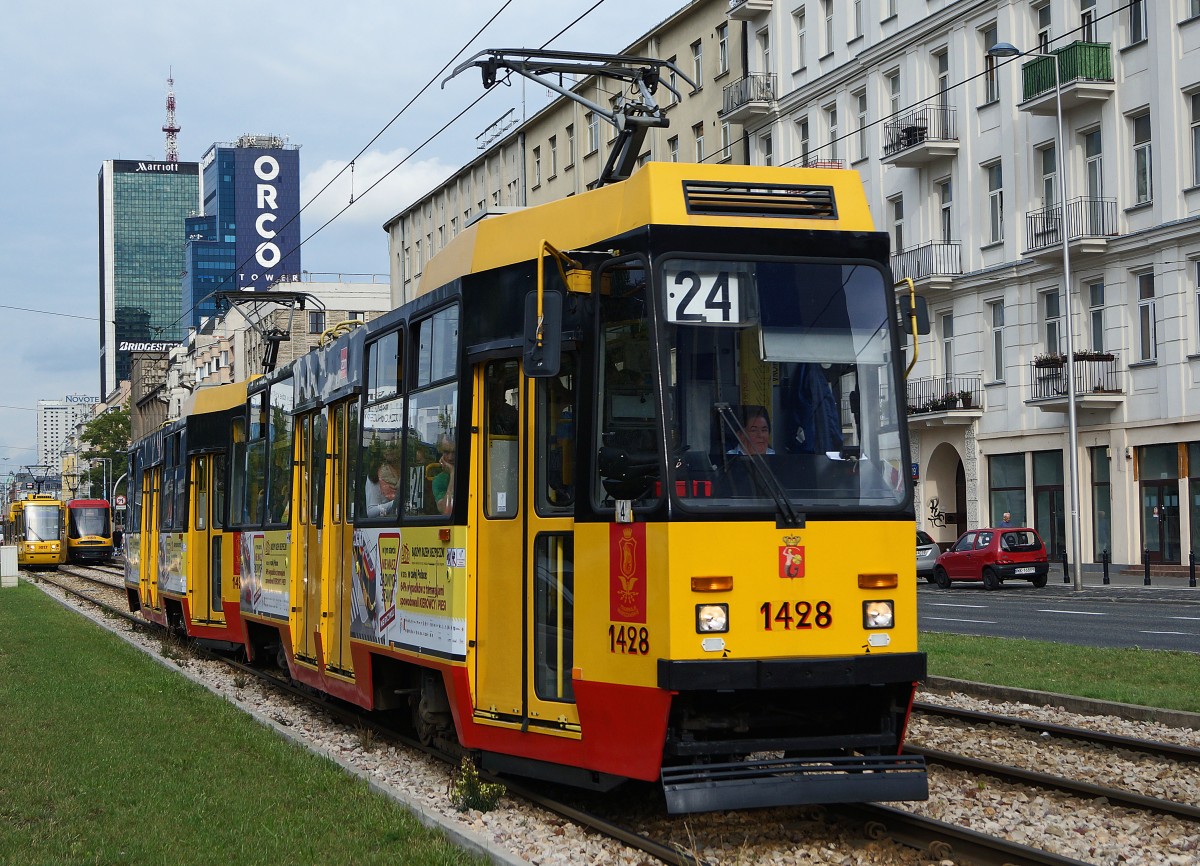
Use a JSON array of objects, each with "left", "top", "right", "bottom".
[{"left": 98, "top": 159, "right": 200, "bottom": 398}]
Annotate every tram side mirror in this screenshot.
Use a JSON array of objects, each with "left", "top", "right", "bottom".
[
  {"left": 524, "top": 291, "right": 562, "bottom": 378},
  {"left": 899, "top": 294, "right": 930, "bottom": 336}
]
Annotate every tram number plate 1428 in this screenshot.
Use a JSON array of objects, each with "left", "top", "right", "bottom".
[
  {"left": 608, "top": 624, "right": 650, "bottom": 655},
  {"left": 760, "top": 600, "right": 833, "bottom": 630}
]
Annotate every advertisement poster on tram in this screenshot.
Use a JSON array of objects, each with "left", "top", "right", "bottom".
[
  {"left": 350, "top": 526, "right": 466, "bottom": 659},
  {"left": 238, "top": 530, "right": 291, "bottom": 620},
  {"left": 158, "top": 532, "right": 186, "bottom": 595}
]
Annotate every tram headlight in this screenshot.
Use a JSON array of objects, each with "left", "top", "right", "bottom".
[
  {"left": 862, "top": 600, "right": 895, "bottom": 629},
  {"left": 696, "top": 603, "right": 728, "bottom": 633}
]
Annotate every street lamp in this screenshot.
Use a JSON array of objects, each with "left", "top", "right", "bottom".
[{"left": 989, "top": 41, "right": 1083, "bottom": 592}]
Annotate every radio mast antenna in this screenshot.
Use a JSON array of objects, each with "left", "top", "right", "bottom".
[{"left": 163, "top": 70, "right": 180, "bottom": 163}]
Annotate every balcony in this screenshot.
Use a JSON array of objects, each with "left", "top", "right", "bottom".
[
  {"left": 1027, "top": 352, "right": 1124, "bottom": 412},
  {"left": 1023, "top": 197, "right": 1118, "bottom": 259},
  {"left": 1019, "top": 42, "right": 1115, "bottom": 115},
  {"left": 891, "top": 242, "right": 962, "bottom": 294},
  {"left": 721, "top": 73, "right": 775, "bottom": 124},
  {"left": 881, "top": 105, "right": 959, "bottom": 167},
  {"left": 727, "top": 0, "right": 771, "bottom": 20},
  {"left": 906, "top": 375, "right": 984, "bottom": 427}
]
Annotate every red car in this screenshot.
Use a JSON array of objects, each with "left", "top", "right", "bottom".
[{"left": 932, "top": 527, "right": 1049, "bottom": 590}]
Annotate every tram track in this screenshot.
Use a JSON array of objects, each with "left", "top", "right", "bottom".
[{"left": 26, "top": 570, "right": 1200, "bottom": 866}]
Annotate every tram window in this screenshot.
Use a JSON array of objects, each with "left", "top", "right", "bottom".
[
  {"left": 404, "top": 385, "right": 457, "bottom": 517},
  {"left": 346, "top": 402, "right": 360, "bottom": 520},
  {"left": 485, "top": 360, "right": 520, "bottom": 519},
  {"left": 212, "top": 452, "right": 225, "bottom": 530},
  {"left": 538, "top": 357, "right": 576, "bottom": 514},
  {"left": 310, "top": 412, "right": 327, "bottom": 526},
  {"left": 195, "top": 458, "right": 208, "bottom": 531},
  {"left": 367, "top": 330, "right": 402, "bottom": 403},
  {"left": 416, "top": 306, "right": 459, "bottom": 387},
  {"left": 266, "top": 379, "right": 294, "bottom": 525},
  {"left": 229, "top": 417, "right": 247, "bottom": 526},
  {"left": 533, "top": 533, "right": 575, "bottom": 703},
  {"left": 360, "top": 394, "right": 405, "bottom": 520}
]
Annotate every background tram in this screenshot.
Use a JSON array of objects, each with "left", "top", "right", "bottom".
[
  {"left": 66, "top": 499, "right": 114, "bottom": 564},
  {"left": 8, "top": 494, "right": 66, "bottom": 568}
]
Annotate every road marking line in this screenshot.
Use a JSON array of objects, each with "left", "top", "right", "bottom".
[
  {"left": 1169, "top": 616, "right": 1200, "bottom": 621},
  {"left": 1139, "top": 630, "right": 1193, "bottom": 636},
  {"left": 1035, "top": 609, "right": 1106, "bottom": 616},
  {"left": 928, "top": 603, "right": 988, "bottom": 608},
  {"left": 923, "top": 616, "right": 998, "bottom": 624}
]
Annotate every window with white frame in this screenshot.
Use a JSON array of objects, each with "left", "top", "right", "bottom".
[
  {"left": 309, "top": 311, "right": 326, "bottom": 334},
  {"left": 1085, "top": 129, "right": 1103, "bottom": 198},
  {"left": 1129, "top": 0, "right": 1147, "bottom": 45},
  {"left": 720, "top": 123, "right": 732, "bottom": 161},
  {"left": 1193, "top": 0, "right": 1200, "bottom": 20},
  {"left": 826, "top": 104, "right": 838, "bottom": 161},
  {"left": 549, "top": 136, "right": 557, "bottom": 177},
  {"left": 794, "top": 9, "right": 806, "bottom": 70},
  {"left": 1044, "top": 290, "right": 1061, "bottom": 354},
  {"left": 1081, "top": 0, "right": 1097, "bottom": 42},
  {"left": 668, "top": 57, "right": 679, "bottom": 105},
  {"left": 1035, "top": 3, "right": 1051, "bottom": 54},
  {"left": 886, "top": 0, "right": 897, "bottom": 19},
  {"left": 586, "top": 113, "right": 599, "bottom": 154},
  {"left": 760, "top": 132, "right": 773, "bottom": 166},
  {"left": 693, "top": 122, "right": 705, "bottom": 162},
  {"left": 854, "top": 89, "right": 867, "bottom": 161},
  {"left": 1088, "top": 282, "right": 1105, "bottom": 352},
  {"left": 890, "top": 196, "right": 904, "bottom": 252},
  {"left": 853, "top": 0, "right": 862, "bottom": 38},
  {"left": 1137, "top": 271, "right": 1156, "bottom": 361},
  {"left": 1190, "top": 93, "right": 1200, "bottom": 188},
  {"left": 941, "top": 313, "right": 954, "bottom": 379},
  {"left": 668, "top": 136, "right": 679, "bottom": 163},
  {"left": 691, "top": 41, "right": 703, "bottom": 88},
  {"left": 982, "top": 24, "right": 999, "bottom": 104},
  {"left": 566, "top": 124, "right": 575, "bottom": 167},
  {"left": 887, "top": 70, "right": 900, "bottom": 118},
  {"left": 1195, "top": 261, "right": 1200, "bottom": 347},
  {"left": 823, "top": 0, "right": 834, "bottom": 55},
  {"left": 757, "top": 28, "right": 770, "bottom": 73},
  {"left": 987, "top": 162, "right": 1004, "bottom": 243},
  {"left": 798, "top": 118, "right": 810, "bottom": 164},
  {"left": 1040, "top": 145, "right": 1057, "bottom": 208},
  {"left": 989, "top": 301, "right": 1005, "bottom": 381},
  {"left": 717, "top": 23, "right": 729, "bottom": 75},
  {"left": 935, "top": 50, "right": 950, "bottom": 111},
  {"left": 939, "top": 179, "right": 953, "bottom": 242},
  {"left": 533, "top": 146, "right": 542, "bottom": 186},
  {"left": 1132, "top": 112, "right": 1152, "bottom": 204}
]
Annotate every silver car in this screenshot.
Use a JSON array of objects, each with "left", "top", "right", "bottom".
[{"left": 916, "top": 530, "right": 939, "bottom": 581}]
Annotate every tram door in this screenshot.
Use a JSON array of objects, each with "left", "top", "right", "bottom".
[
  {"left": 295, "top": 410, "right": 328, "bottom": 666},
  {"left": 325, "top": 400, "right": 355, "bottom": 678},
  {"left": 141, "top": 466, "right": 162, "bottom": 614},
  {"left": 188, "top": 455, "right": 220, "bottom": 624},
  {"left": 473, "top": 358, "right": 579, "bottom": 729}
]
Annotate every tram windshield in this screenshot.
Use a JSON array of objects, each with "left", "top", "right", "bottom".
[
  {"left": 23, "top": 505, "right": 61, "bottom": 542},
  {"left": 69, "top": 507, "right": 111, "bottom": 539},
  {"left": 661, "top": 256, "right": 907, "bottom": 512}
]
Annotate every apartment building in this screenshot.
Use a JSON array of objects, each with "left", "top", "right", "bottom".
[{"left": 729, "top": 0, "right": 1200, "bottom": 566}]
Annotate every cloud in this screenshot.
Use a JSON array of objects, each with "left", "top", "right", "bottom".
[{"left": 301, "top": 148, "right": 456, "bottom": 232}]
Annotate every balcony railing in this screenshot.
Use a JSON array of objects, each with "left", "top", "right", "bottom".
[
  {"left": 891, "top": 242, "right": 962, "bottom": 284},
  {"left": 722, "top": 72, "right": 775, "bottom": 115},
  {"left": 1024, "top": 197, "right": 1118, "bottom": 252},
  {"left": 906, "top": 375, "right": 982, "bottom": 414},
  {"left": 1029, "top": 353, "right": 1122, "bottom": 400},
  {"left": 1021, "top": 41, "right": 1113, "bottom": 102},
  {"left": 882, "top": 105, "right": 957, "bottom": 157}
]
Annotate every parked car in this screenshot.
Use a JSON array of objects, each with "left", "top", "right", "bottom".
[
  {"left": 916, "top": 530, "right": 939, "bottom": 580},
  {"left": 932, "top": 527, "right": 1049, "bottom": 590}
]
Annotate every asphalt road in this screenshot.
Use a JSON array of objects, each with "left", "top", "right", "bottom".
[{"left": 916, "top": 581, "right": 1200, "bottom": 653}]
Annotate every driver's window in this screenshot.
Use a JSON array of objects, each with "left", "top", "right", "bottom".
[
  {"left": 954, "top": 533, "right": 975, "bottom": 552},
  {"left": 594, "top": 262, "right": 662, "bottom": 508}
]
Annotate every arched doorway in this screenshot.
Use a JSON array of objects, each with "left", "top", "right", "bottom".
[{"left": 924, "top": 442, "right": 967, "bottom": 546}]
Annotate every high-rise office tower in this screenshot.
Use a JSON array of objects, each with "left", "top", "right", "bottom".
[
  {"left": 97, "top": 159, "right": 200, "bottom": 398},
  {"left": 181, "top": 135, "right": 302, "bottom": 330}
]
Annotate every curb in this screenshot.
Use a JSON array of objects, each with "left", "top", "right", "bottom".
[{"left": 923, "top": 675, "right": 1200, "bottom": 731}]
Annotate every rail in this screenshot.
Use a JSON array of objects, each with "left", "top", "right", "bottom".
[
  {"left": 882, "top": 104, "right": 957, "bottom": 157},
  {"left": 1024, "top": 197, "right": 1117, "bottom": 252},
  {"left": 891, "top": 241, "right": 961, "bottom": 283},
  {"left": 721, "top": 72, "right": 775, "bottom": 114},
  {"left": 1021, "top": 41, "right": 1113, "bottom": 102},
  {"left": 907, "top": 375, "right": 982, "bottom": 414},
  {"left": 1029, "top": 352, "right": 1121, "bottom": 399}
]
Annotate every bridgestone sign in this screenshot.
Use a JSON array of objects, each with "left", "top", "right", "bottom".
[{"left": 119, "top": 342, "right": 175, "bottom": 352}]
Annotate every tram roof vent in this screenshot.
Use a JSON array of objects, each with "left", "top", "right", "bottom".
[{"left": 682, "top": 180, "right": 837, "bottom": 220}]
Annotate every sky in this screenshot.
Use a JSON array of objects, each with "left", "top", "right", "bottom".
[{"left": 0, "top": 0, "right": 688, "bottom": 471}]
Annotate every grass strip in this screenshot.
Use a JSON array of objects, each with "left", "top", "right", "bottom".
[{"left": 0, "top": 584, "right": 489, "bottom": 866}]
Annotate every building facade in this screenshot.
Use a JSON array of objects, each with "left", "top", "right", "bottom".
[
  {"left": 729, "top": 0, "right": 1200, "bottom": 567},
  {"left": 384, "top": 0, "right": 744, "bottom": 304},
  {"left": 98, "top": 159, "right": 200, "bottom": 398},
  {"left": 37, "top": 399, "right": 95, "bottom": 471},
  {"left": 181, "top": 135, "right": 303, "bottom": 330}
]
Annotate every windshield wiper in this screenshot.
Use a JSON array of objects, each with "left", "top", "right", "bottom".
[{"left": 714, "top": 403, "right": 802, "bottom": 527}]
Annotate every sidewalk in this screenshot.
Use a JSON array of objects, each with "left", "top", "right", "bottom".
[{"left": 1032, "top": 562, "right": 1200, "bottom": 602}]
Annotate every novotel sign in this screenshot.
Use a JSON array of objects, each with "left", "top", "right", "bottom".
[
  {"left": 234, "top": 148, "right": 300, "bottom": 290},
  {"left": 65, "top": 395, "right": 102, "bottom": 404}
]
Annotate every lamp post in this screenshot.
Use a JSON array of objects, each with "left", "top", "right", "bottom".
[{"left": 989, "top": 41, "right": 1083, "bottom": 592}]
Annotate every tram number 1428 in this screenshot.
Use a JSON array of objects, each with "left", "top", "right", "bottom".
[
  {"left": 760, "top": 600, "right": 834, "bottom": 630},
  {"left": 608, "top": 624, "right": 651, "bottom": 655}
]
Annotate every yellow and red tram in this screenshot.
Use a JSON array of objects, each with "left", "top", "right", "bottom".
[
  {"left": 127, "top": 160, "right": 926, "bottom": 811},
  {"left": 65, "top": 499, "right": 114, "bottom": 564}
]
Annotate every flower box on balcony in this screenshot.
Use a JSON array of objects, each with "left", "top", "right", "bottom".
[{"left": 1033, "top": 353, "right": 1066, "bottom": 369}]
